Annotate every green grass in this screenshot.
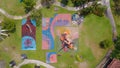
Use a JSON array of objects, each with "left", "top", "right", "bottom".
[
  {"left": 0, "top": 5, "right": 113, "bottom": 68},
  {"left": 21, "top": 64, "right": 34, "bottom": 68},
  {"left": 83, "top": 14, "right": 112, "bottom": 43},
  {"left": 41, "top": 5, "right": 75, "bottom": 17},
  {"left": 80, "top": 14, "right": 112, "bottom": 68},
  {"left": 0, "top": 6, "right": 75, "bottom": 68},
  {"left": 0, "top": 0, "right": 25, "bottom": 15}
]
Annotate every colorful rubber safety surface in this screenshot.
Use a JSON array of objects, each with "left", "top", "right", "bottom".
[
  {"left": 22, "top": 17, "right": 36, "bottom": 50},
  {"left": 42, "top": 14, "right": 71, "bottom": 50},
  {"left": 46, "top": 52, "right": 57, "bottom": 63},
  {"left": 55, "top": 26, "right": 79, "bottom": 52}
]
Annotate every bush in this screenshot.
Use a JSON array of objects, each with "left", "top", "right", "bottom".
[
  {"left": 113, "top": 0, "right": 120, "bottom": 16},
  {"left": 92, "top": 5, "right": 107, "bottom": 17},
  {"left": 80, "top": 7, "right": 93, "bottom": 16},
  {"left": 111, "top": 35, "right": 120, "bottom": 59},
  {"left": 99, "top": 40, "right": 111, "bottom": 49},
  {"left": 22, "top": 0, "right": 36, "bottom": 13},
  {"left": 75, "top": 54, "right": 82, "bottom": 62},
  {"left": 61, "top": 0, "right": 68, "bottom": 6},
  {"left": 80, "top": 2, "right": 107, "bottom": 17},
  {"left": 2, "top": 18, "right": 16, "bottom": 32},
  {"left": 30, "top": 9, "right": 42, "bottom": 27}
]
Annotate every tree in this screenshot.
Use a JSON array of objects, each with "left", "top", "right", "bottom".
[
  {"left": 1, "top": 18, "right": 16, "bottom": 33},
  {"left": 92, "top": 2, "right": 107, "bottom": 17},
  {"left": 30, "top": 9, "right": 42, "bottom": 26},
  {"left": 22, "top": 0, "right": 36, "bottom": 13},
  {"left": 41, "top": 0, "right": 55, "bottom": 8},
  {"left": 80, "top": 6, "right": 93, "bottom": 16},
  {"left": 99, "top": 40, "right": 111, "bottom": 49},
  {"left": 80, "top": 1, "right": 107, "bottom": 17},
  {"left": 71, "top": 0, "right": 96, "bottom": 7},
  {"left": 71, "top": 0, "right": 86, "bottom": 7},
  {"left": 113, "top": 0, "right": 120, "bottom": 15},
  {"left": 61, "top": 0, "right": 68, "bottom": 6},
  {"left": 111, "top": 35, "right": 120, "bottom": 59}
]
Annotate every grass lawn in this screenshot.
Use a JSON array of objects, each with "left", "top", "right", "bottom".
[
  {"left": 80, "top": 14, "right": 112, "bottom": 68},
  {"left": 21, "top": 64, "right": 34, "bottom": 68},
  {"left": 40, "top": 5, "right": 75, "bottom": 17},
  {"left": 0, "top": 5, "right": 112, "bottom": 68},
  {"left": 0, "top": 0, "right": 25, "bottom": 15}
]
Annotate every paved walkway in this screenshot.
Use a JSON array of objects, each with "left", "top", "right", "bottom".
[
  {"left": 0, "top": 0, "right": 94, "bottom": 20},
  {"left": 53, "top": 2, "right": 79, "bottom": 11},
  {"left": 0, "top": 0, "right": 117, "bottom": 68},
  {"left": 0, "top": 8, "right": 30, "bottom": 20},
  {"left": 96, "top": 50, "right": 112, "bottom": 68},
  {"left": 102, "top": 0, "right": 117, "bottom": 40},
  {"left": 0, "top": 60, "right": 6, "bottom": 68},
  {"left": 96, "top": 0, "right": 117, "bottom": 67},
  {"left": 53, "top": 1, "right": 93, "bottom": 11},
  {"left": 14, "top": 59, "right": 55, "bottom": 68},
  {"left": 0, "top": 0, "right": 41, "bottom": 20}
]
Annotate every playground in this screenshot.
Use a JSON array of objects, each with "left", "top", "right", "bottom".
[
  {"left": 22, "top": 17, "right": 36, "bottom": 50},
  {"left": 41, "top": 14, "right": 79, "bottom": 64},
  {"left": 0, "top": 1, "right": 113, "bottom": 68}
]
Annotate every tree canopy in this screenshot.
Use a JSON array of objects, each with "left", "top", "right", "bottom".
[
  {"left": 111, "top": 35, "right": 120, "bottom": 59},
  {"left": 71, "top": 0, "right": 97, "bottom": 7},
  {"left": 30, "top": 9, "right": 42, "bottom": 27},
  {"left": 22, "top": 0, "right": 36, "bottom": 13},
  {"left": 71, "top": 0, "right": 86, "bottom": 7},
  {"left": 80, "top": 1, "right": 107, "bottom": 17},
  {"left": 61, "top": 0, "right": 68, "bottom": 6},
  {"left": 92, "top": 2, "right": 107, "bottom": 17},
  {"left": 113, "top": 0, "right": 120, "bottom": 15}
]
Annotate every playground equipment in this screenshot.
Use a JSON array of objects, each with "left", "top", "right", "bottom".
[{"left": 58, "top": 31, "right": 76, "bottom": 52}]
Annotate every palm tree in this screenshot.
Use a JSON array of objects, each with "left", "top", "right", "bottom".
[{"left": 0, "top": 26, "right": 9, "bottom": 40}]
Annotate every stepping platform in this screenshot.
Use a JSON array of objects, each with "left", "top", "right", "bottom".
[{"left": 46, "top": 52, "right": 57, "bottom": 63}]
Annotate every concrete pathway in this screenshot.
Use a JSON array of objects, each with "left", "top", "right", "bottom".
[
  {"left": 53, "top": 1, "right": 93, "bottom": 11},
  {"left": 96, "top": 0, "right": 117, "bottom": 67},
  {"left": 101, "top": 0, "right": 117, "bottom": 40},
  {"left": 14, "top": 59, "right": 55, "bottom": 68},
  {"left": 53, "top": 2, "right": 79, "bottom": 11},
  {"left": 0, "top": 8, "right": 30, "bottom": 20},
  {"left": 0, "top": 0, "right": 94, "bottom": 20},
  {"left": 96, "top": 50, "right": 112, "bottom": 68},
  {"left": 0, "top": 0, "right": 41, "bottom": 20}
]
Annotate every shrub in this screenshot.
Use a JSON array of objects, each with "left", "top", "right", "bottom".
[
  {"left": 30, "top": 9, "right": 42, "bottom": 27},
  {"left": 99, "top": 40, "right": 111, "bottom": 49}
]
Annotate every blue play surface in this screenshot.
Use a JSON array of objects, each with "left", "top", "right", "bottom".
[
  {"left": 42, "top": 18, "right": 54, "bottom": 50},
  {"left": 22, "top": 36, "right": 36, "bottom": 50},
  {"left": 22, "top": 19, "right": 36, "bottom": 26},
  {"left": 22, "top": 18, "right": 36, "bottom": 50},
  {"left": 46, "top": 52, "right": 57, "bottom": 63}
]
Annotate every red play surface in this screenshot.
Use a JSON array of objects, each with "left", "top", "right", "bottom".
[{"left": 22, "top": 17, "right": 36, "bottom": 39}]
